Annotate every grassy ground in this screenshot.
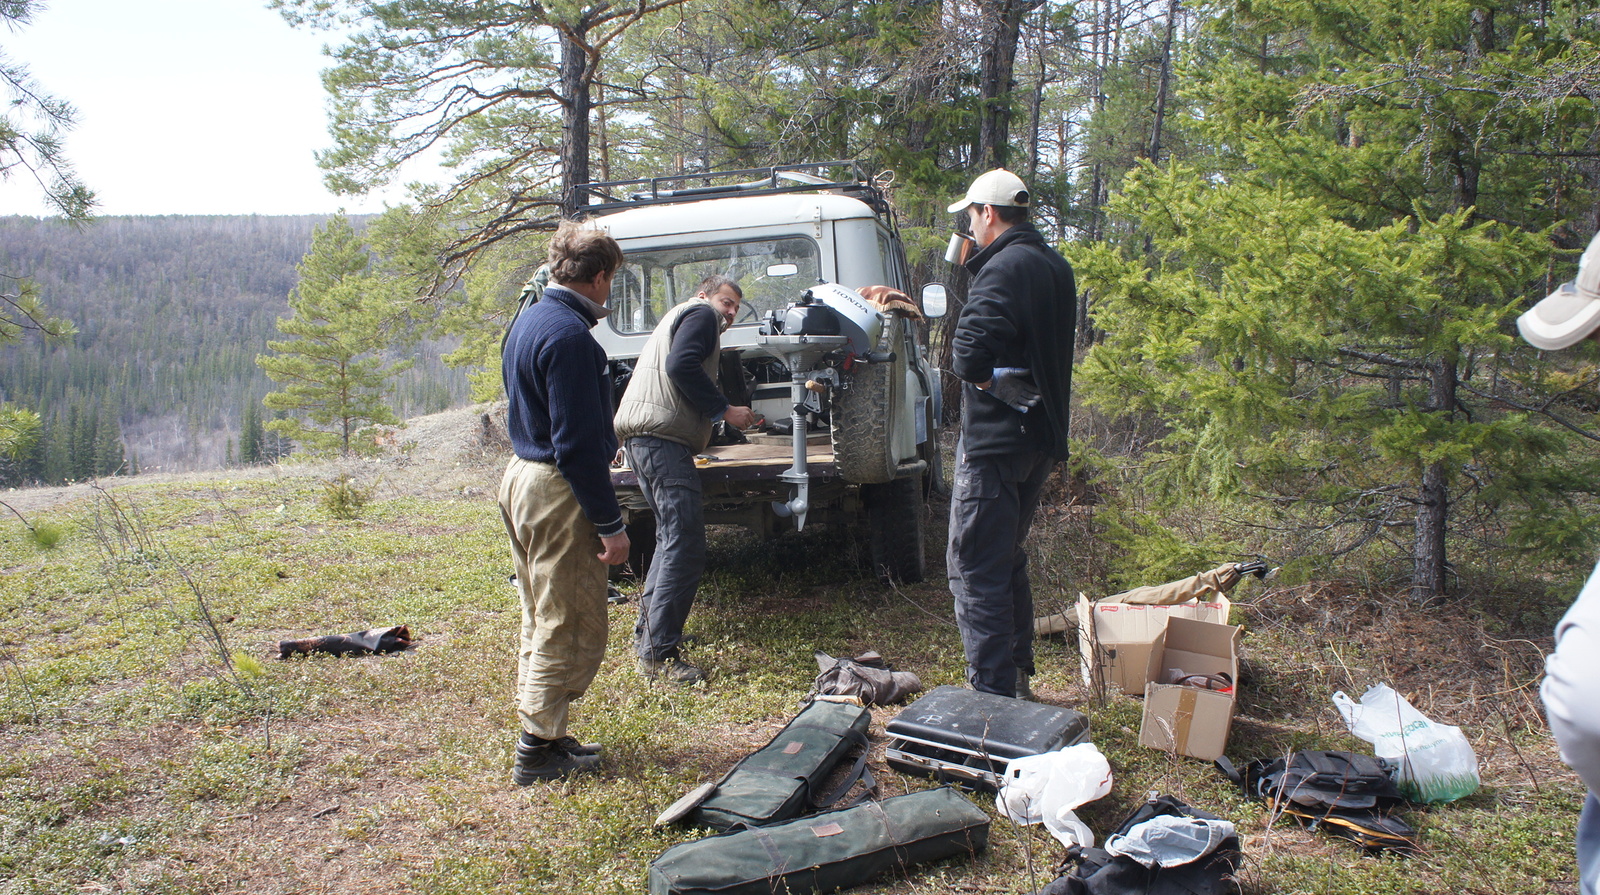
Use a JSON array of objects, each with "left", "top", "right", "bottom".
[{"left": 0, "top": 456, "right": 1582, "bottom": 894}]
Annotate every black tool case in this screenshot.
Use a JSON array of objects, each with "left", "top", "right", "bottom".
[{"left": 885, "top": 685, "right": 1090, "bottom": 791}]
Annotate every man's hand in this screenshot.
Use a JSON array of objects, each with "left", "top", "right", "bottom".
[
  {"left": 724, "top": 405, "right": 759, "bottom": 429},
  {"left": 599, "top": 531, "right": 630, "bottom": 565},
  {"left": 980, "top": 367, "right": 1041, "bottom": 413}
]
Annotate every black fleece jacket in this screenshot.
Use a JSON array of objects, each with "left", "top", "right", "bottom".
[{"left": 950, "top": 222, "right": 1076, "bottom": 460}]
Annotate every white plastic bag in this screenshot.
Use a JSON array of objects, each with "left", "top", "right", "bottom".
[
  {"left": 995, "top": 742, "right": 1114, "bottom": 847},
  {"left": 1332, "top": 683, "right": 1479, "bottom": 803}
]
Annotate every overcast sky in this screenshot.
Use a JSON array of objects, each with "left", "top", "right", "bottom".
[{"left": 2, "top": 0, "right": 432, "bottom": 217}]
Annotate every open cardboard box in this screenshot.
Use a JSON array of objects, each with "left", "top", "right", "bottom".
[
  {"left": 1137, "top": 615, "right": 1242, "bottom": 761},
  {"left": 1060, "top": 593, "right": 1230, "bottom": 696}
]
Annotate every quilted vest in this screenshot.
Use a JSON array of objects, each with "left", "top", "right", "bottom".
[{"left": 614, "top": 298, "right": 722, "bottom": 450}]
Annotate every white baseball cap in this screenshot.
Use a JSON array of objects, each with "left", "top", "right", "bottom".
[
  {"left": 1519, "top": 231, "right": 1600, "bottom": 350},
  {"left": 947, "top": 169, "right": 1031, "bottom": 213}
]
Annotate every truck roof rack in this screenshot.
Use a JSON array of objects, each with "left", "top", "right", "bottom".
[{"left": 575, "top": 161, "right": 891, "bottom": 216}]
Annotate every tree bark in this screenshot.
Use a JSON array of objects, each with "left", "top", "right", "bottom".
[
  {"left": 558, "top": 17, "right": 594, "bottom": 218},
  {"left": 976, "top": 0, "right": 1034, "bottom": 169},
  {"left": 1144, "top": 0, "right": 1180, "bottom": 162},
  {"left": 1412, "top": 357, "right": 1457, "bottom": 600}
]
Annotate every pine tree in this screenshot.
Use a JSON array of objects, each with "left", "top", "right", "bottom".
[
  {"left": 67, "top": 403, "right": 93, "bottom": 482},
  {"left": 42, "top": 410, "right": 70, "bottom": 485},
  {"left": 1079, "top": 165, "right": 1579, "bottom": 599},
  {"left": 258, "top": 216, "right": 413, "bottom": 457},
  {"left": 93, "top": 399, "right": 124, "bottom": 477},
  {"left": 239, "top": 401, "right": 264, "bottom": 465}
]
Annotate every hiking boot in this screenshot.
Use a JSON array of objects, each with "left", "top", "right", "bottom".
[
  {"left": 519, "top": 731, "right": 602, "bottom": 758},
  {"left": 639, "top": 655, "right": 707, "bottom": 685},
  {"left": 1014, "top": 672, "right": 1036, "bottom": 702},
  {"left": 513, "top": 737, "right": 601, "bottom": 785}
]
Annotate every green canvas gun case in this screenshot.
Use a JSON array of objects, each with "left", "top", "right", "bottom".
[
  {"left": 649, "top": 786, "right": 991, "bottom": 895},
  {"left": 691, "top": 699, "right": 872, "bottom": 830}
]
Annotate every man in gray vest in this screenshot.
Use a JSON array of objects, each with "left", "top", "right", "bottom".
[{"left": 615, "top": 275, "right": 757, "bottom": 684}]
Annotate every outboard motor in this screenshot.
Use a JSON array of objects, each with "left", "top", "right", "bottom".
[{"left": 756, "top": 284, "right": 889, "bottom": 530}]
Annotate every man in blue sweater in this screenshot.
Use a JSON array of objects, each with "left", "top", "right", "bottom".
[
  {"left": 500, "top": 221, "right": 631, "bottom": 783},
  {"left": 945, "top": 169, "right": 1076, "bottom": 700},
  {"left": 1519, "top": 230, "right": 1600, "bottom": 893}
]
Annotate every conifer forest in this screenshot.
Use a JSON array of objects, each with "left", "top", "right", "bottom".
[{"left": 0, "top": 215, "right": 471, "bottom": 482}]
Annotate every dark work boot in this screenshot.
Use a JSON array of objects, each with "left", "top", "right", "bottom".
[
  {"left": 639, "top": 655, "right": 707, "bottom": 685},
  {"left": 1014, "top": 671, "right": 1036, "bottom": 702},
  {"left": 514, "top": 733, "right": 602, "bottom": 785}
]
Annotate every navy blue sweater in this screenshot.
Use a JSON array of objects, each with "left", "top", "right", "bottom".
[{"left": 502, "top": 287, "right": 624, "bottom": 536}]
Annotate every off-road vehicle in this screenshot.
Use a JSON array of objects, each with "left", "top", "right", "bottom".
[{"left": 561, "top": 162, "right": 948, "bottom": 582}]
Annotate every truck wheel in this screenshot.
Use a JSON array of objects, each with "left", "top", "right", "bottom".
[
  {"left": 831, "top": 316, "right": 905, "bottom": 485},
  {"left": 863, "top": 475, "right": 926, "bottom": 584}
]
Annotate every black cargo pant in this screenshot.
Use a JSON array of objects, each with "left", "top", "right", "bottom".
[
  {"left": 626, "top": 435, "right": 706, "bottom": 662},
  {"left": 947, "top": 443, "right": 1054, "bottom": 696}
]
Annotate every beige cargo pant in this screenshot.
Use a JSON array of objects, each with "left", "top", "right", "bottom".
[{"left": 498, "top": 456, "right": 609, "bottom": 740}]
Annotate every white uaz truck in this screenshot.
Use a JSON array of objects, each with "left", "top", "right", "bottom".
[{"left": 558, "top": 162, "right": 948, "bottom": 583}]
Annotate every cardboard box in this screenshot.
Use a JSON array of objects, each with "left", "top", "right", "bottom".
[
  {"left": 1071, "top": 593, "right": 1230, "bottom": 695},
  {"left": 1138, "top": 615, "right": 1242, "bottom": 761}
]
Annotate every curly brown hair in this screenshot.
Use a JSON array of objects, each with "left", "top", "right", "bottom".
[{"left": 546, "top": 221, "right": 624, "bottom": 285}]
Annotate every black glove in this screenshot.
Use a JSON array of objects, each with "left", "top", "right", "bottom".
[{"left": 982, "top": 367, "right": 1041, "bottom": 413}]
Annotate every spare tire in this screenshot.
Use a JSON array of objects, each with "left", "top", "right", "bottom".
[{"left": 831, "top": 315, "right": 905, "bottom": 484}]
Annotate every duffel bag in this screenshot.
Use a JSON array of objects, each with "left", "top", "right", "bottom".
[
  {"left": 691, "top": 699, "right": 873, "bottom": 830},
  {"left": 1032, "top": 794, "right": 1241, "bottom": 895},
  {"left": 648, "top": 786, "right": 990, "bottom": 895}
]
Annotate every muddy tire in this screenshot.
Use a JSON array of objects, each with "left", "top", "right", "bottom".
[
  {"left": 863, "top": 474, "right": 926, "bottom": 583},
  {"left": 831, "top": 316, "right": 905, "bottom": 485}
]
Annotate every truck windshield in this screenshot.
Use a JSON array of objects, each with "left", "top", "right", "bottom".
[{"left": 608, "top": 237, "right": 821, "bottom": 335}]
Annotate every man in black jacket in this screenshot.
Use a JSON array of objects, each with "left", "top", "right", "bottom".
[{"left": 945, "top": 169, "right": 1076, "bottom": 699}]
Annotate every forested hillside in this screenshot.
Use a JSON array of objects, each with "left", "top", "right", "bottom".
[{"left": 0, "top": 215, "right": 471, "bottom": 481}]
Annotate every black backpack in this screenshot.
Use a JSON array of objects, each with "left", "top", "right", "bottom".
[
  {"left": 1030, "top": 795, "right": 1242, "bottom": 895},
  {"left": 1218, "top": 750, "right": 1418, "bottom": 853}
]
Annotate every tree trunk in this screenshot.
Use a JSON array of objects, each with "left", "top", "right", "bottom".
[
  {"left": 558, "top": 18, "right": 594, "bottom": 218},
  {"left": 1411, "top": 357, "right": 1457, "bottom": 600},
  {"left": 1413, "top": 458, "right": 1448, "bottom": 600},
  {"left": 596, "top": 79, "right": 610, "bottom": 183},
  {"left": 976, "top": 0, "right": 1033, "bottom": 169},
  {"left": 1144, "top": 0, "right": 1180, "bottom": 162}
]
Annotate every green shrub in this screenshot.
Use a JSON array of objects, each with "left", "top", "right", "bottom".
[
  {"left": 320, "top": 474, "right": 372, "bottom": 520},
  {"left": 30, "top": 521, "right": 63, "bottom": 549}
]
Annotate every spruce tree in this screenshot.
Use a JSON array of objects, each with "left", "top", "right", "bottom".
[
  {"left": 239, "top": 401, "right": 264, "bottom": 465},
  {"left": 1080, "top": 166, "right": 1583, "bottom": 599},
  {"left": 42, "top": 410, "right": 70, "bottom": 485},
  {"left": 93, "top": 400, "right": 124, "bottom": 477},
  {"left": 258, "top": 216, "right": 413, "bottom": 457}
]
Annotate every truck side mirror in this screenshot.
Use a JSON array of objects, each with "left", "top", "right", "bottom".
[{"left": 921, "top": 284, "right": 948, "bottom": 319}]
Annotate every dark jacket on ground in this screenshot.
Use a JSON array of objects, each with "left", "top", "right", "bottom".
[
  {"left": 502, "top": 286, "right": 625, "bottom": 536},
  {"left": 950, "top": 222, "right": 1076, "bottom": 460}
]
